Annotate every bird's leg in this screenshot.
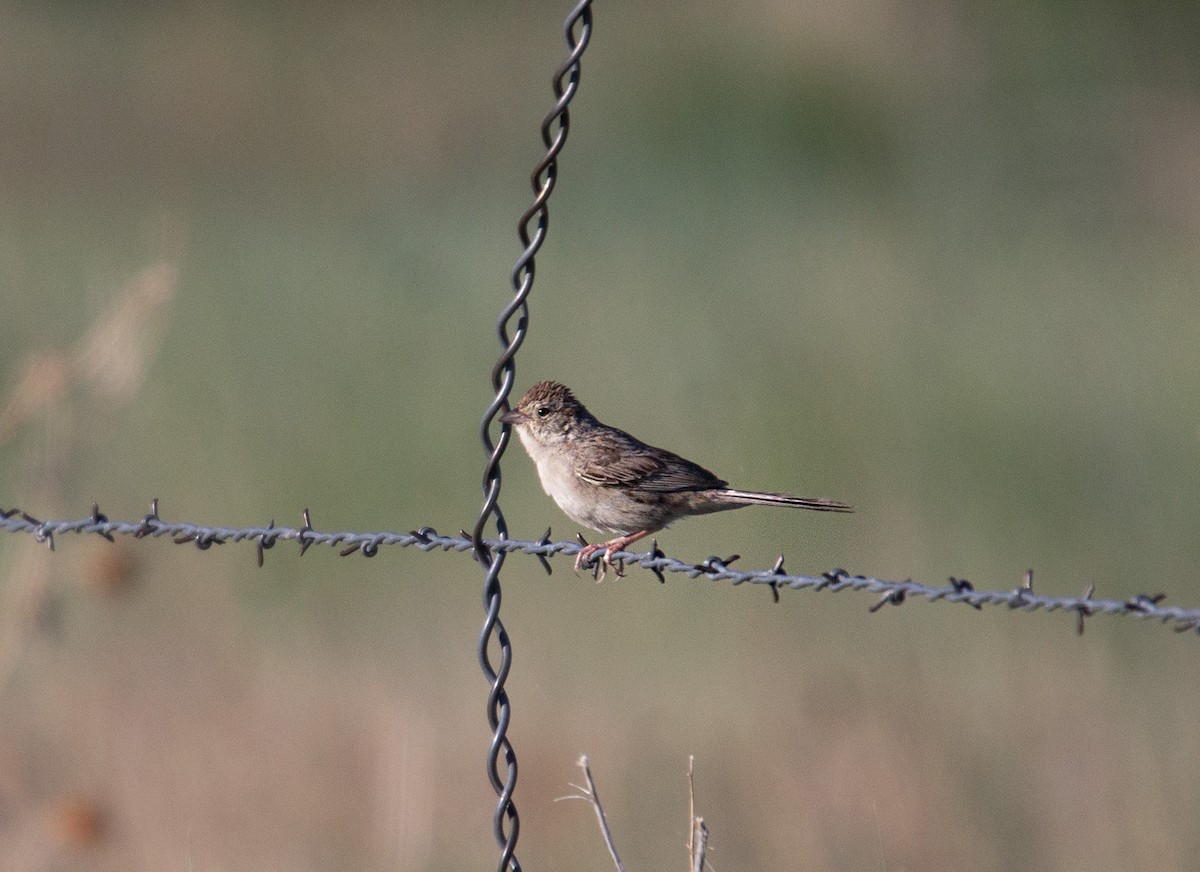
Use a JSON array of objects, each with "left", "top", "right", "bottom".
[{"left": 574, "top": 529, "right": 656, "bottom": 579}]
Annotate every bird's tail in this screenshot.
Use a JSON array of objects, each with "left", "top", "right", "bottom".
[{"left": 717, "top": 489, "right": 853, "bottom": 512}]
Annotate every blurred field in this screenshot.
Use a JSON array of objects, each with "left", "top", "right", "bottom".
[{"left": 1, "top": 1, "right": 1198, "bottom": 869}]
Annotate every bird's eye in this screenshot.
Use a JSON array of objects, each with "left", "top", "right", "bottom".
[{"left": 535, "top": 406, "right": 551, "bottom": 418}]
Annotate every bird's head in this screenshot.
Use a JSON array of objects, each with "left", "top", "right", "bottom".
[{"left": 501, "top": 380, "right": 587, "bottom": 446}]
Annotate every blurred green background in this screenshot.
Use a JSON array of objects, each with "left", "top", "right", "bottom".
[{"left": 1, "top": 1, "right": 1198, "bottom": 869}]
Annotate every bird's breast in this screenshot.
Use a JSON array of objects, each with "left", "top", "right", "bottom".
[{"left": 531, "top": 449, "right": 600, "bottom": 529}]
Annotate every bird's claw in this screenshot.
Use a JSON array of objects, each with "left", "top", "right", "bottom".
[{"left": 574, "top": 543, "right": 625, "bottom": 580}]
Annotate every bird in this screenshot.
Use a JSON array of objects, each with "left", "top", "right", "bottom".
[{"left": 501, "top": 380, "right": 852, "bottom": 575}]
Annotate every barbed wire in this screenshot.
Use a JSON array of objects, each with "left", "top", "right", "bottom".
[
  {"left": 3, "top": 503, "right": 1197, "bottom": 636},
  {"left": 470, "top": 3, "right": 593, "bottom": 870}
]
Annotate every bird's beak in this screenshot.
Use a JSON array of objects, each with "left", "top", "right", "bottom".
[{"left": 500, "top": 409, "right": 527, "bottom": 425}]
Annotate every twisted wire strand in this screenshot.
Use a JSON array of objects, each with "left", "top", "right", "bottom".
[
  {"left": 470, "top": 4, "right": 593, "bottom": 870},
  {"left": 3, "top": 506, "right": 1198, "bottom": 636}
]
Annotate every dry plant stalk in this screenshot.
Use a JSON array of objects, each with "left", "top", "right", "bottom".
[
  {"left": 0, "top": 262, "right": 176, "bottom": 694},
  {"left": 573, "top": 755, "right": 625, "bottom": 872},
  {"left": 687, "top": 756, "right": 707, "bottom": 872},
  {"left": 0, "top": 262, "right": 175, "bottom": 445}
]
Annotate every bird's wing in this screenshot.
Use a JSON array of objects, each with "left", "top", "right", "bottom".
[{"left": 575, "top": 430, "right": 727, "bottom": 493}]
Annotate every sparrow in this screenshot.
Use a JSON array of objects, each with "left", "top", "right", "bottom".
[{"left": 501, "top": 380, "right": 851, "bottom": 575}]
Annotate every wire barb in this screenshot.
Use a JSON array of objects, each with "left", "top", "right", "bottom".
[
  {"left": 869, "top": 586, "right": 907, "bottom": 612},
  {"left": 1076, "top": 583, "right": 1095, "bottom": 635},
  {"left": 949, "top": 576, "right": 982, "bottom": 610},
  {"left": 533, "top": 528, "right": 554, "bottom": 576},
  {"left": 91, "top": 502, "right": 115, "bottom": 543},
  {"left": 297, "top": 508, "right": 315, "bottom": 556},
  {"left": 1125, "top": 593, "right": 1167, "bottom": 612},
  {"left": 21, "top": 512, "right": 55, "bottom": 551},
  {"left": 696, "top": 554, "right": 741, "bottom": 576},
  {"left": 256, "top": 520, "right": 277, "bottom": 568},
  {"left": 647, "top": 539, "right": 667, "bottom": 584},
  {"left": 135, "top": 498, "right": 160, "bottom": 538}
]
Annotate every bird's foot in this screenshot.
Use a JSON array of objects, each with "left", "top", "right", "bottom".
[
  {"left": 574, "top": 531, "right": 657, "bottom": 580},
  {"left": 574, "top": 542, "right": 626, "bottom": 580}
]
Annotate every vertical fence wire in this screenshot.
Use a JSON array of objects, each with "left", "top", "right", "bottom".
[{"left": 471, "top": 3, "right": 593, "bottom": 870}]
